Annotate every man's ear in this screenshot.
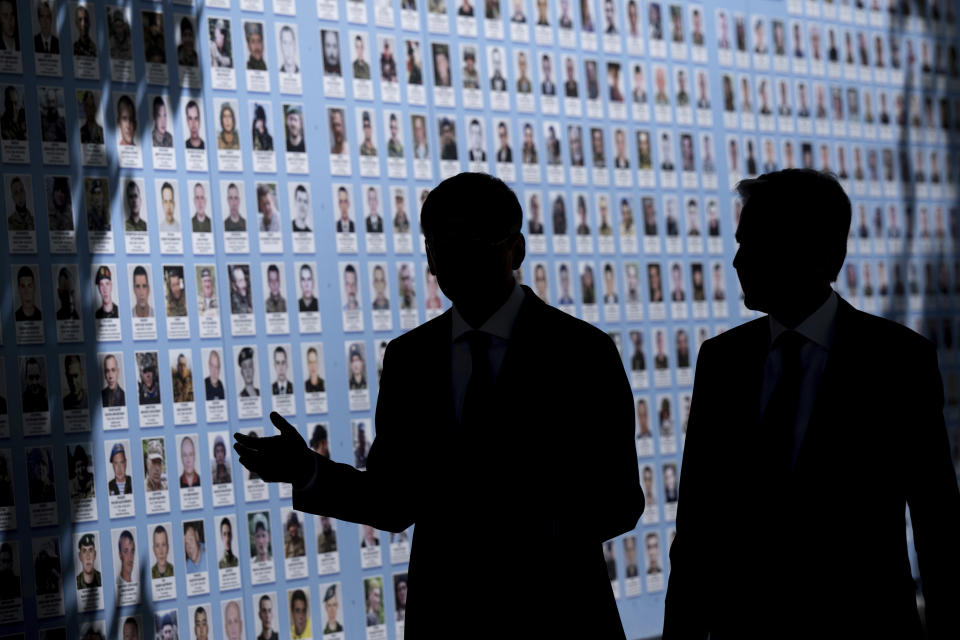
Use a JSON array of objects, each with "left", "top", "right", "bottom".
[
  {"left": 511, "top": 234, "right": 526, "bottom": 270},
  {"left": 425, "top": 243, "right": 437, "bottom": 276}
]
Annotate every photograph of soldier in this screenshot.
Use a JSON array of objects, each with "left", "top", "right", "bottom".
[
  {"left": 204, "top": 349, "right": 225, "bottom": 401},
  {"left": 244, "top": 21, "right": 266, "bottom": 70},
  {"left": 107, "top": 442, "right": 132, "bottom": 495},
  {"left": 211, "top": 435, "right": 231, "bottom": 484},
  {"left": 171, "top": 353, "right": 194, "bottom": 403},
  {"left": 61, "top": 354, "right": 87, "bottom": 410},
  {"left": 75, "top": 533, "right": 101, "bottom": 589},
  {"left": 183, "top": 520, "right": 206, "bottom": 573},
  {"left": 136, "top": 352, "right": 160, "bottom": 406},
  {"left": 130, "top": 265, "right": 154, "bottom": 318},
  {"left": 27, "top": 447, "right": 55, "bottom": 504},
  {"left": 100, "top": 354, "right": 125, "bottom": 407},
  {"left": 229, "top": 264, "right": 253, "bottom": 314},
  {"left": 141, "top": 11, "right": 165, "bottom": 63},
  {"left": 219, "top": 516, "right": 239, "bottom": 568},
  {"left": 46, "top": 175, "right": 73, "bottom": 231},
  {"left": 94, "top": 265, "right": 118, "bottom": 318},
  {"left": 67, "top": 444, "right": 94, "bottom": 499},
  {"left": 151, "top": 524, "right": 173, "bottom": 578},
  {"left": 20, "top": 356, "right": 48, "bottom": 413},
  {"left": 143, "top": 438, "right": 167, "bottom": 492},
  {"left": 39, "top": 86, "right": 66, "bottom": 143},
  {"left": 322, "top": 584, "right": 343, "bottom": 633},
  {"left": 284, "top": 511, "right": 305, "bottom": 558},
  {"left": 238, "top": 347, "right": 260, "bottom": 397}
]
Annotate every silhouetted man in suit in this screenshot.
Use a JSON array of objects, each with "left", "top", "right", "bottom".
[
  {"left": 236, "top": 172, "right": 642, "bottom": 637},
  {"left": 663, "top": 169, "right": 960, "bottom": 639}
]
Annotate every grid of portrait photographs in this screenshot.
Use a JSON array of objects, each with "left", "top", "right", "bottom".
[{"left": 0, "top": 0, "right": 958, "bottom": 637}]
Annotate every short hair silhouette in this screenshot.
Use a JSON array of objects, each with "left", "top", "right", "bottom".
[
  {"left": 735, "top": 168, "right": 850, "bottom": 281},
  {"left": 420, "top": 173, "right": 521, "bottom": 243}
]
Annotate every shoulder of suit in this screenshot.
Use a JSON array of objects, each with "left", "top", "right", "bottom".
[
  {"left": 701, "top": 315, "right": 768, "bottom": 355},
  {"left": 383, "top": 308, "right": 452, "bottom": 354},
  {"left": 840, "top": 300, "right": 934, "bottom": 360},
  {"left": 521, "top": 288, "right": 618, "bottom": 355}
]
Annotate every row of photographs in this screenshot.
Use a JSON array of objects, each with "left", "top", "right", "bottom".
[
  {"left": 0, "top": 524, "right": 684, "bottom": 635},
  {"left": 0, "top": 527, "right": 686, "bottom": 637},
  {"left": 0, "top": 308, "right": 717, "bottom": 430},
  {"left": 0, "top": 403, "right": 688, "bottom": 525},
  {"left": 6, "top": 274, "right": 960, "bottom": 442},
  {"left": 2, "top": 168, "right": 956, "bottom": 263},
  {"left": 0, "top": 515, "right": 690, "bottom": 631},
  {"left": 3, "top": 0, "right": 957, "bottom": 87},
  {"left": 4, "top": 79, "right": 960, "bottom": 179}
]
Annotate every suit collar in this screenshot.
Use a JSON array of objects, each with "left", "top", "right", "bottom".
[
  {"left": 768, "top": 290, "right": 839, "bottom": 350},
  {"left": 451, "top": 279, "right": 525, "bottom": 343}
]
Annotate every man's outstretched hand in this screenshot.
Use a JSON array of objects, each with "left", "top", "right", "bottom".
[{"left": 234, "top": 412, "right": 315, "bottom": 487}]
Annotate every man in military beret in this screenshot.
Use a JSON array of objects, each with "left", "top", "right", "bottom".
[
  {"left": 76, "top": 533, "right": 101, "bottom": 589},
  {"left": 94, "top": 266, "right": 118, "bottom": 319},
  {"left": 245, "top": 21, "right": 266, "bottom": 70},
  {"left": 108, "top": 443, "right": 132, "bottom": 495},
  {"left": 144, "top": 440, "right": 167, "bottom": 492},
  {"left": 323, "top": 585, "right": 343, "bottom": 633}
]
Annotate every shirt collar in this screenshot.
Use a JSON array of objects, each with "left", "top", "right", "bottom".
[
  {"left": 768, "top": 289, "right": 838, "bottom": 349},
  {"left": 451, "top": 279, "right": 524, "bottom": 342}
]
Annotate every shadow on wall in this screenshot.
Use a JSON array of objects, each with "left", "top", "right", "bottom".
[
  {"left": 884, "top": 1, "right": 960, "bottom": 627},
  {"left": 2, "top": 1, "right": 205, "bottom": 637}
]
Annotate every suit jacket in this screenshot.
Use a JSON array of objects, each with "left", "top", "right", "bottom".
[
  {"left": 294, "top": 285, "right": 641, "bottom": 636},
  {"left": 34, "top": 33, "right": 59, "bottom": 54},
  {"left": 663, "top": 296, "right": 960, "bottom": 640}
]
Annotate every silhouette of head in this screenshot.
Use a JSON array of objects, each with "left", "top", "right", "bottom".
[
  {"left": 733, "top": 169, "right": 849, "bottom": 322},
  {"left": 421, "top": 173, "right": 525, "bottom": 320}
]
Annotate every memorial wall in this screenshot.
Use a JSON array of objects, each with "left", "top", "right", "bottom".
[{"left": 0, "top": 0, "right": 958, "bottom": 638}]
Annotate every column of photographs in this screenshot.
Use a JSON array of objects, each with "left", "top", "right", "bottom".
[{"left": 0, "top": 0, "right": 957, "bottom": 637}]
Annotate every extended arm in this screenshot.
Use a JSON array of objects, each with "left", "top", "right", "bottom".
[{"left": 236, "top": 343, "right": 414, "bottom": 533}]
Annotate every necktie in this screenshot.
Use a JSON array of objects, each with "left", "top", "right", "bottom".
[
  {"left": 762, "top": 330, "right": 807, "bottom": 471},
  {"left": 461, "top": 330, "right": 492, "bottom": 426}
]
